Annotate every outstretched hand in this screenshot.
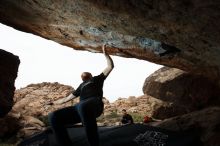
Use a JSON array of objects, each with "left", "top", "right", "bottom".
[
  {"left": 53, "top": 100, "right": 61, "bottom": 105},
  {"left": 102, "top": 43, "right": 114, "bottom": 76},
  {"left": 102, "top": 44, "right": 107, "bottom": 55}
]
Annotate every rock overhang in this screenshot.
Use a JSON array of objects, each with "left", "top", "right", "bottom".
[{"left": 0, "top": 0, "right": 220, "bottom": 79}]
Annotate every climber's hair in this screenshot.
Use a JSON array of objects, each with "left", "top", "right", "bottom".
[{"left": 81, "top": 72, "right": 92, "bottom": 81}]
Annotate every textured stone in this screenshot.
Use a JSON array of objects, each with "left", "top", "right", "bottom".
[
  {"left": 143, "top": 67, "right": 220, "bottom": 118},
  {"left": 0, "top": 82, "right": 76, "bottom": 139},
  {"left": 0, "top": 49, "right": 20, "bottom": 117},
  {"left": 0, "top": 0, "right": 220, "bottom": 80},
  {"left": 104, "top": 95, "right": 170, "bottom": 119},
  {"left": 151, "top": 107, "right": 220, "bottom": 146},
  {"left": 13, "top": 82, "right": 76, "bottom": 117}
]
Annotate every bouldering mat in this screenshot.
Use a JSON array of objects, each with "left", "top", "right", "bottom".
[{"left": 18, "top": 124, "right": 201, "bottom": 146}]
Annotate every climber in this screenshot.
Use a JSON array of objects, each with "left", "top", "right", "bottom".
[
  {"left": 121, "top": 109, "right": 134, "bottom": 124},
  {"left": 48, "top": 44, "right": 114, "bottom": 146}
]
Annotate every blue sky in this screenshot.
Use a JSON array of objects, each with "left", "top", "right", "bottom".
[{"left": 0, "top": 23, "right": 162, "bottom": 102}]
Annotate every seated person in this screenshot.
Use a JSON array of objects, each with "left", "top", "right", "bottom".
[{"left": 121, "top": 109, "right": 134, "bottom": 124}]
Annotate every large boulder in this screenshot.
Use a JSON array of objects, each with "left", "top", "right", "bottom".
[
  {"left": 143, "top": 67, "right": 220, "bottom": 119},
  {"left": 151, "top": 107, "right": 220, "bottom": 146},
  {"left": 0, "top": 0, "right": 220, "bottom": 80},
  {"left": 0, "top": 49, "right": 20, "bottom": 117}
]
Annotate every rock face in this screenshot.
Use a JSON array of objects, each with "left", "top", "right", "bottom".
[
  {"left": 0, "top": 49, "right": 20, "bottom": 118},
  {"left": 104, "top": 95, "right": 167, "bottom": 117},
  {"left": 151, "top": 107, "right": 220, "bottom": 146},
  {"left": 13, "top": 82, "right": 76, "bottom": 117},
  {"left": 143, "top": 67, "right": 220, "bottom": 118},
  {"left": 0, "top": 82, "right": 77, "bottom": 139},
  {"left": 0, "top": 0, "right": 220, "bottom": 79},
  {"left": 103, "top": 93, "right": 198, "bottom": 121}
]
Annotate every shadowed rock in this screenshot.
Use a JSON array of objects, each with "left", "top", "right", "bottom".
[
  {"left": 0, "top": 49, "right": 20, "bottom": 117},
  {"left": 151, "top": 107, "right": 220, "bottom": 146},
  {"left": 0, "top": 0, "right": 220, "bottom": 80}
]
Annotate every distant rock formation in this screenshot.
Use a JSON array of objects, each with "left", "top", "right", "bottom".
[
  {"left": 0, "top": 49, "right": 20, "bottom": 118},
  {"left": 104, "top": 95, "right": 168, "bottom": 118},
  {"left": 99, "top": 95, "right": 168, "bottom": 126},
  {"left": 13, "top": 82, "right": 76, "bottom": 117},
  {"left": 0, "top": 82, "right": 76, "bottom": 139}
]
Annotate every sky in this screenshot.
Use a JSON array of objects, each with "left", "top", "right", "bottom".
[{"left": 0, "top": 23, "right": 162, "bottom": 102}]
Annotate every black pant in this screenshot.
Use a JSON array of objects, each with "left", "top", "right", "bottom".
[{"left": 48, "top": 97, "right": 103, "bottom": 146}]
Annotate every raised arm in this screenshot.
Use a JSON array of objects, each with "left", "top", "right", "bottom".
[
  {"left": 102, "top": 44, "right": 114, "bottom": 76},
  {"left": 53, "top": 93, "right": 77, "bottom": 105}
]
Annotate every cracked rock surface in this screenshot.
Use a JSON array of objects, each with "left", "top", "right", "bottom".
[{"left": 0, "top": 0, "right": 220, "bottom": 79}]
